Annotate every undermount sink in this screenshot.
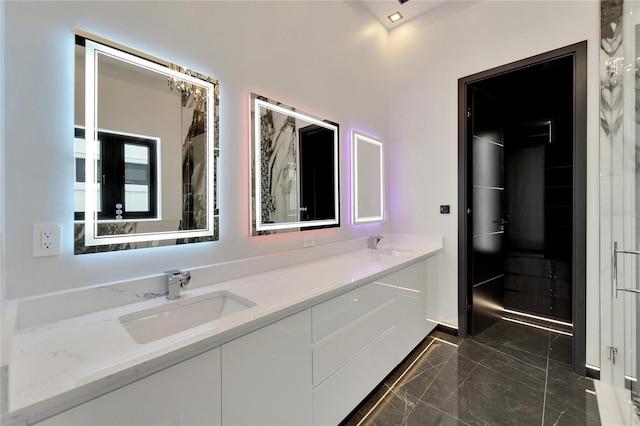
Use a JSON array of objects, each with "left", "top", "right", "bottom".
[
  {"left": 120, "top": 290, "right": 256, "bottom": 344},
  {"left": 372, "top": 248, "right": 414, "bottom": 257}
]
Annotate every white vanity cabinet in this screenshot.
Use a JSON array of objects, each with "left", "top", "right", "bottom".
[
  {"left": 27, "top": 254, "right": 437, "bottom": 426},
  {"left": 221, "top": 310, "right": 312, "bottom": 426},
  {"left": 37, "top": 348, "right": 222, "bottom": 426},
  {"left": 311, "top": 281, "right": 398, "bottom": 426},
  {"left": 311, "top": 260, "right": 428, "bottom": 425},
  {"left": 377, "top": 261, "right": 429, "bottom": 362}
]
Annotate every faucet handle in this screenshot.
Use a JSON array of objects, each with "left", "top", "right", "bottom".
[
  {"left": 164, "top": 270, "right": 191, "bottom": 287},
  {"left": 368, "top": 235, "right": 384, "bottom": 249},
  {"left": 181, "top": 271, "right": 192, "bottom": 288},
  {"left": 165, "top": 269, "right": 182, "bottom": 278}
]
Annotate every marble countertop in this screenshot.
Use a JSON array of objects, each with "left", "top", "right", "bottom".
[{"left": 2, "top": 235, "right": 442, "bottom": 424}]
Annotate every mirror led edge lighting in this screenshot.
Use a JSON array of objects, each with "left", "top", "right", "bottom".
[
  {"left": 83, "top": 39, "right": 217, "bottom": 246},
  {"left": 252, "top": 96, "right": 340, "bottom": 232},
  {"left": 352, "top": 131, "right": 384, "bottom": 225}
]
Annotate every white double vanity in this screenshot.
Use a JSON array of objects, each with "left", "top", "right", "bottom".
[{"left": 2, "top": 234, "right": 442, "bottom": 426}]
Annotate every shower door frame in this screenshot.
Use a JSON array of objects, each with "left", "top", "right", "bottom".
[{"left": 600, "top": 1, "right": 640, "bottom": 418}]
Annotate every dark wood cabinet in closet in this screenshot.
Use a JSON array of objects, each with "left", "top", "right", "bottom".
[{"left": 503, "top": 118, "right": 572, "bottom": 322}]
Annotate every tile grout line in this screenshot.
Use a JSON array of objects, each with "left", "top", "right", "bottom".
[
  {"left": 422, "top": 401, "right": 473, "bottom": 426},
  {"left": 457, "top": 346, "right": 546, "bottom": 395},
  {"left": 541, "top": 332, "right": 551, "bottom": 426},
  {"left": 418, "top": 339, "right": 458, "bottom": 403},
  {"left": 355, "top": 339, "right": 437, "bottom": 426},
  {"left": 470, "top": 337, "right": 547, "bottom": 372}
]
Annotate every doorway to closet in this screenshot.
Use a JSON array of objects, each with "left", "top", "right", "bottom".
[{"left": 458, "top": 42, "right": 587, "bottom": 375}]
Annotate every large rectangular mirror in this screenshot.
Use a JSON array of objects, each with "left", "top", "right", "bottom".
[
  {"left": 352, "top": 131, "right": 384, "bottom": 224},
  {"left": 250, "top": 94, "right": 339, "bottom": 235},
  {"left": 74, "top": 31, "right": 219, "bottom": 254}
]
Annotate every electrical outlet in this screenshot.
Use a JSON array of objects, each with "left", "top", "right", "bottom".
[
  {"left": 33, "top": 223, "right": 61, "bottom": 257},
  {"left": 303, "top": 236, "right": 315, "bottom": 248},
  {"left": 41, "top": 231, "right": 53, "bottom": 250}
]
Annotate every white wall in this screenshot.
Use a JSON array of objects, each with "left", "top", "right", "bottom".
[
  {"left": 2, "top": 1, "right": 390, "bottom": 299},
  {"left": 387, "top": 1, "right": 601, "bottom": 366}
]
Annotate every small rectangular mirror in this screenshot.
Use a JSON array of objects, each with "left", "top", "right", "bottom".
[
  {"left": 250, "top": 94, "right": 340, "bottom": 235},
  {"left": 74, "top": 31, "right": 219, "bottom": 253},
  {"left": 352, "top": 131, "right": 384, "bottom": 224}
]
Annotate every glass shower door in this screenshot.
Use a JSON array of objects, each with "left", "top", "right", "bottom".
[{"left": 602, "top": 0, "right": 640, "bottom": 422}]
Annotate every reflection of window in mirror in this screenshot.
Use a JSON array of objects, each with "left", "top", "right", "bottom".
[
  {"left": 74, "top": 30, "right": 219, "bottom": 254},
  {"left": 74, "top": 127, "right": 158, "bottom": 221},
  {"left": 352, "top": 131, "right": 384, "bottom": 224}
]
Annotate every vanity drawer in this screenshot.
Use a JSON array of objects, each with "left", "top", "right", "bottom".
[
  {"left": 312, "top": 322, "right": 397, "bottom": 426},
  {"left": 312, "top": 292, "right": 397, "bottom": 386},
  {"left": 312, "top": 281, "right": 396, "bottom": 344},
  {"left": 377, "top": 262, "right": 425, "bottom": 293},
  {"left": 377, "top": 262, "right": 426, "bottom": 359}
]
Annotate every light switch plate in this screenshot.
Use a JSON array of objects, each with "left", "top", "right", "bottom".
[{"left": 33, "top": 223, "right": 61, "bottom": 257}]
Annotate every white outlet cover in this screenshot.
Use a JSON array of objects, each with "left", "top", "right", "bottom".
[
  {"left": 303, "top": 237, "right": 315, "bottom": 248},
  {"left": 33, "top": 223, "right": 61, "bottom": 257}
]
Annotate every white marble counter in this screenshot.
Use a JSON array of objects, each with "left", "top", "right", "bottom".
[{"left": 1, "top": 234, "right": 442, "bottom": 425}]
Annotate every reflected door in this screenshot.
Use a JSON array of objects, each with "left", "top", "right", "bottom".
[
  {"left": 470, "top": 87, "right": 506, "bottom": 334},
  {"left": 299, "top": 125, "right": 336, "bottom": 221}
]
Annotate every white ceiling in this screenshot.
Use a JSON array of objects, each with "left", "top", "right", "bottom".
[{"left": 360, "top": 0, "right": 447, "bottom": 30}]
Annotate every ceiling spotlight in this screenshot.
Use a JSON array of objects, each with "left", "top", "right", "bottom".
[
  {"left": 398, "top": 0, "right": 410, "bottom": 4},
  {"left": 388, "top": 12, "right": 403, "bottom": 23}
]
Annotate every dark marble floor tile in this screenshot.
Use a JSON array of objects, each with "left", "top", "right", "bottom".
[
  {"left": 419, "top": 340, "right": 458, "bottom": 367},
  {"left": 544, "top": 391, "right": 601, "bottom": 426},
  {"left": 546, "top": 359, "right": 596, "bottom": 398},
  {"left": 346, "top": 383, "right": 421, "bottom": 426},
  {"left": 455, "top": 339, "right": 495, "bottom": 363},
  {"left": 473, "top": 320, "right": 551, "bottom": 358},
  {"left": 343, "top": 320, "right": 602, "bottom": 426},
  {"left": 548, "top": 333, "right": 573, "bottom": 366},
  {"left": 405, "top": 401, "right": 471, "bottom": 425},
  {"left": 456, "top": 339, "right": 547, "bottom": 391},
  {"left": 384, "top": 337, "right": 438, "bottom": 385},
  {"left": 399, "top": 341, "right": 458, "bottom": 400},
  {"left": 470, "top": 334, "right": 549, "bottom": 370},
  {"left": 431, "top": 363, "right": 545, "bottom": 426},
  {"left": 345, "top": 340, "right": 452, "bottom": 426},
  {"left": 465, "top": 336, "right": 548, "bottom": 370},
  {"left": 343, "top": 382, "right": 416, "bottom": 426},
  {"left": 431, "top": 329, "right": 464, "bottom": 345},
  {"left": 419, "top": 351, "right": 479, "bottom": 407}
]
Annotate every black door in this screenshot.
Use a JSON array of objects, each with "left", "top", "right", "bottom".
[
  {"left": 469, "top": 87, "right": 506, "bottom": 335},
  {"left": 459, "top": 42, "right": 587, "bottom": 375}
]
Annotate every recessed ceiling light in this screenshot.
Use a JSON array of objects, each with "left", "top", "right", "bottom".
[
  {"left": 398, "top": 0, "right": 409, "bottom": 4},
  {"left": 388, "top": 12, "right": 403, "bottom": 23}
]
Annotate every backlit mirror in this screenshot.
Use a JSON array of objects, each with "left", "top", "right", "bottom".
[
  {"left": 74, "top": 31, "right": 219, "bottom": 254},
  {"left": 352, "top": 131, "right": 384, "bottom": 224},
  {"left": 250, "top": 94, "right": 339, "bottom": 235}
]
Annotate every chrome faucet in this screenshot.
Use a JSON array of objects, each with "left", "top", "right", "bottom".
[
  {"left": 165, "top": 270, "right": 191, "bottom": 300},
  {"left": 367, "top": 235, "right": 384, "bottom": 249}
]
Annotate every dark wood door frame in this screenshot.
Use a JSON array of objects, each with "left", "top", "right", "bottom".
[{"left": 457, "top": 41, "right": 588, "bottom": 375}]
